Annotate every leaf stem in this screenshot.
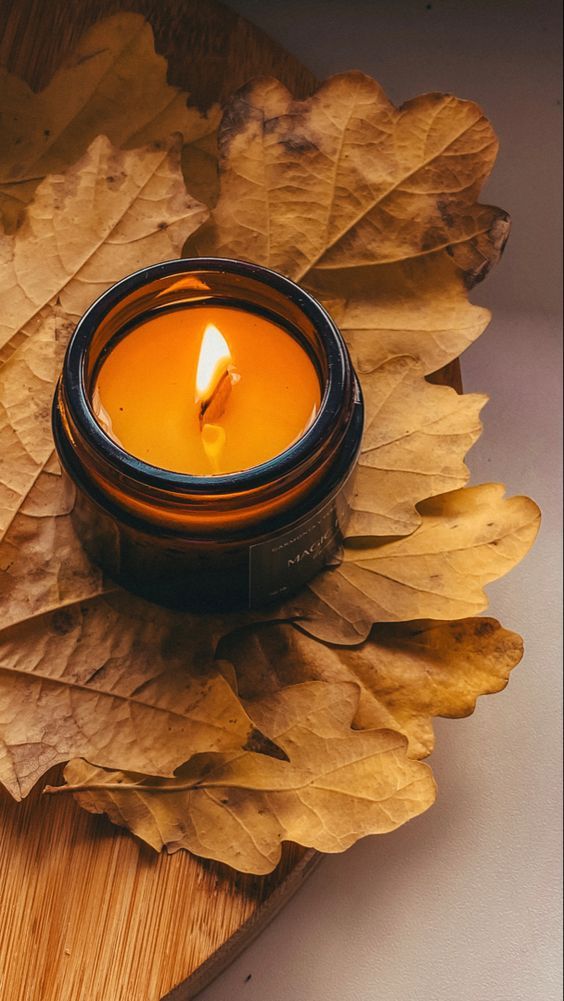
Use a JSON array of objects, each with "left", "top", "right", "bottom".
[{"left": 44, "top": 779, "right": 203, "bottom": 795}]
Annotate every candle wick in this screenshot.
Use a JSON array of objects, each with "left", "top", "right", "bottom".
[{"left": 199, "top": 366, "right": 239, "bottom": 427}]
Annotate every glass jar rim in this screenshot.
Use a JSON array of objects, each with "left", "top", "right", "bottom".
[{"left": 63, "top": 257, "right": 353, "bottom": 496}]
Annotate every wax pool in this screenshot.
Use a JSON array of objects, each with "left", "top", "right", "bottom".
[{"left": 92, "top": 305, "right": 321, "bottom": 475}]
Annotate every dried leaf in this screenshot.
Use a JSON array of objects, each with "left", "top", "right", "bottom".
[
  {"left": 188, "top": 74, "right": 509, "bottom": 372},
  {"left": 0, "top": 135, "right": 208, "bottom": 542},
  {"left": 0, "top": 457, "right": 106, "bottom": 631},
  {"left": 0, "top": 46, "right": 539, "bottom": 874},
  {"left": 0, "top": 13, "right": 220, "bottom": 228},
  {"left": 0, "top": 460, "right": 275, "bottom": 799},
  {"left": 58, "top": 682, "right": 436, "bottom": 873},
  {"left": 0, "top": 598, "right": 260, "bottom": 802},
  {"left": 289, "top": 485, "right": 540, "bottom": 643},
  {"left": 0, "top": 457, "right": 251, "bottom": 643},
  {"left": 307, "top": 254, "right": 493, "bottom": 376},
  {"left": 219, "top": 617, "right": 524, "bottom": 759},
  {"left": 348, "top": 356, "right": 486, "bottom": 537},
  {"left": 194, "top": 74, "right": 507, "bottom": 279},
  {"left": 0, "top": 572, "right": 260, "bottom": 801},
  {"left": 0, "top": 134, "right": 207, "bottom": 353}
]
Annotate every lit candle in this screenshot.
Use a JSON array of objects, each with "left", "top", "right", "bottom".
[
  {"left": 53, "top": 259, "right": 363, "bottom": 609},
  {"left": 92, "top": 306, "right": 320, "bottom": 475}
]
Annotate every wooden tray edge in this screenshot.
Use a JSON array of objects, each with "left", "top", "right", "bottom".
[{"left": 162, "top": 848, "right": 323, "bottom": 1000}]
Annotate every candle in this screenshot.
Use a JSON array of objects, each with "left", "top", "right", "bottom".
[
  {"left": 53, "top": 259, "right": 363, "bottom": 610},
  {"left": 92, "top": 306, "right": 321, "bottom": 476}
]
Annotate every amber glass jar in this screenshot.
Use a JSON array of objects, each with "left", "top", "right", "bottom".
[{"left": 53, "top": 258, "right": 364, "bottom": 610}]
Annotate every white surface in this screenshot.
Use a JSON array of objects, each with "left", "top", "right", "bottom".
[{"left": 198, "top": 3, "right": 563, "bottom": 999}]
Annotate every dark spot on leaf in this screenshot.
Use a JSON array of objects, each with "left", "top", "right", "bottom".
[
  {"left": 51, "top": 608, "right": 76, "bottom": 635},
  {"left": 437, "top": 199, "right": 454, "bottom": 228},
  {"left": 106, "top": 171, "right": 126, "bottom": 190},
  {"left": 263, "top": 114, "right": 284, "bottom": 135},
  {"left": 244, "top": 974, "right": 252, "bottom": 983},
  {"left": 43, "top": 129, "right": 51, "bottom": 137},
  {"left": 460, "top": 268, "right": 477, "bottom": 290},
  {"left": 158, "top": 221, "right": 168, "bottom": 230},
  {"left": 475, "top": 621, "right": 495, "bottom": 637},
  {"left": 243, "top": 728, "right": 289, "bottom": 762},
  {"left": 219, "top": 94, "right": 258, "bottom": 155},
  {"left": 456, "top": 211, "right": 511, "bottom": 288},
  {"left": 420, "top": 226, "right": 444, "bottom": 252}
]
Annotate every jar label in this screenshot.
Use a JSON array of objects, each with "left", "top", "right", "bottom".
[{"left": 248, "top": 486, "right": 349, "bottom": 607}]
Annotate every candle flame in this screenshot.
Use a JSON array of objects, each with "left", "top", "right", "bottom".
[{"left": 195, "top": 323, "right": 232, "bottom": 404}]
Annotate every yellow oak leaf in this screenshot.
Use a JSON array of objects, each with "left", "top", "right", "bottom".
[
  {"left": 0, "top": 13, "right": 220, "bottom": 228},
  {"left": 0, "top": 610, "right": 262, "bottom": 802},
  {"left": 219, "top": 617, "right": 524, "bottom": 759},
  {"left": 0, "top": 135, "right": 208, "bottom": 543},
  {"left": 193, "top": 74, "right": 507, "bottom": 280},
  {"left": 0, "top": 460, "right": 272, "bottom": 800},
  {"left": 0, "top": 134, "right": 207, "bottom": 354},
  {"left": 307, "top": 254, "right": 492, "bottom": 376},
  {"left": 286, "top": 485, "right": 540, "bottom": 643},
  {"left": 0, "top": 533, "right": 264, "bottom": 801},
  {"left": 0, "top": 458, "right": 109, "bottom": 631},
  {"left": 188, "top": 73, "right": 509, "bottom": 374},
  {"left": 347, "top": 355, "right": 486, "bottom": 538},
  {"left": 56, "top": 681, "right": 436, "bottom": 874}
]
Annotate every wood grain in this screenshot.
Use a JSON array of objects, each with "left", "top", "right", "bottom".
[
  {"left": 0, "top": 0, "right": 317, "bottom": 105},
  {"left": 0, "top": 2, "right": 461, "bottom": 998},
  {"left": 0, "top": 768, "right": 320, "bottom": 1001}
]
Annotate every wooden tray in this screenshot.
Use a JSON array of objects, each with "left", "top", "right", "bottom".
[{"left": 0, "top": 3, "right": 461, "bottom": 998}]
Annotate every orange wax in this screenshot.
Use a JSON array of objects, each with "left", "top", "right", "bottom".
[{"left": 92, "top": 305, "right": 321, "bottom": 475}]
